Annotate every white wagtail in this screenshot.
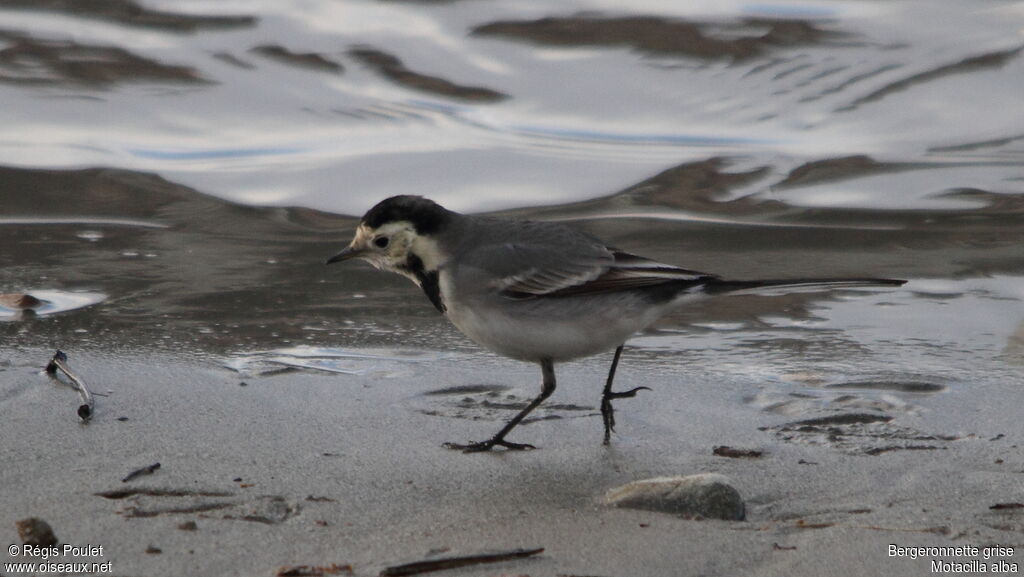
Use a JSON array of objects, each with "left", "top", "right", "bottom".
[{"left": 327, "top": 195, "right": 905, "bottom": 452}]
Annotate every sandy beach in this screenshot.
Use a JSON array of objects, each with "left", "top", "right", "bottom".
[{"left": 3, "top": 340, "right": 1023, "bottom": 576}]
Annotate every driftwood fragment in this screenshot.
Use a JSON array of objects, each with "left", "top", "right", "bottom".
[
  {"left": 380, "top": 547, "right": 543, "bottom": 577},
  {"left": 45, "top": 350, "right": 95, "bottom": 421}
]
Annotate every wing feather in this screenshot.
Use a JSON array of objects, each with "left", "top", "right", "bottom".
[
  {"left": 521, "top": 250, "right": 714, "bottom": 297},
  {"left": 494, "top": 247, "right": 715, "bottom": 299},
  {"left": 452, "top": 218, "right": 714, "bottom": 299},
  {"left": 488, "top": 243, "right": 611, "bottom": 295}
]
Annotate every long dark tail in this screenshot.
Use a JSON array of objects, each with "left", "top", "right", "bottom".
[{"left": 703, "top": 277, "right": 906, "bottom": 296}]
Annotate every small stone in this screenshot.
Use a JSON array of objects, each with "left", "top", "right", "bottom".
[
  {"left": 16, "top": 518, "right": 58, "bottom": 546},
  {"left": 0, "top": 294, "right": 44, "bottom": 310},
  {"left": 146, "top": 545, "right": 162, "bottom": 554},
  {"left": 602, "top": 474, "right": 745, "bottom": 521},
  {"left": 177, "top": 521, "right": 198, "bottom": 531}
]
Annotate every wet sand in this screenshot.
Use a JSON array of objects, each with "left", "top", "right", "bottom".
[{"left": 3, "top": 345, "right": 1023, "bottom": 576}]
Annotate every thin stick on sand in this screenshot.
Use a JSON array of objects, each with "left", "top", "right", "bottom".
[
  {"left": 122, "top": 463, "right": 161, "bottom": 483},
  {"left": 45, "top": 350, "right": 94, "bottom": 421},
  {"left": 379, "top": 548, "right": 543, "bottom": 577}
]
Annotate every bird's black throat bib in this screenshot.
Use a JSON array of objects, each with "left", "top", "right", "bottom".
[{"left": 401, "top": 253, "right": 445, "bottom": 313}]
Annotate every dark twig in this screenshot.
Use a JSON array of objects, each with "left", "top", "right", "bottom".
[
  {"left": 379, "top": 547, "right": 543, "bottom": 577},
  {"left": 45, "top": 350, "right": 94, "bottom": 421},
  {"left": 122, "top": 462, "right": 162, "bottom": 483},
  {"left": 713, "top": 445, "right": 763, "bottom": 459},
  {"left": 277, "top": 563, "right": 352, "bottom": 576}
]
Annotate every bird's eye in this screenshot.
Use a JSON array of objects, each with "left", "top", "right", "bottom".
[{"left": 373, "top": 236, "right": 389, "bottom": 248}]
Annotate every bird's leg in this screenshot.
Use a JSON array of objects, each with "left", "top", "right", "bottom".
[
  {"left": 600, "top": 345, "right": 651, "bottom": 445},
  {"left": 445, "top": 359, "right": 556, "bottom": 453}
]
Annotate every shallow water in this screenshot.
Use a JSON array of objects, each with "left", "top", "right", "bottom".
[{"left": 0, "top": 0, "right": 1021, "bottom": 399}]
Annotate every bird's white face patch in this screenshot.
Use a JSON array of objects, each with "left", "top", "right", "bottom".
[{"left": 350, "top": 221, "right": 446, "bottom": 280}]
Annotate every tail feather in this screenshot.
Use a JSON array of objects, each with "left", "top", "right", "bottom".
[{"left": 703, "top": 277, "right": 906, "bottom": 296}]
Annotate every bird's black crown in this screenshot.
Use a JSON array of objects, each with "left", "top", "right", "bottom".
[{"left": 361, "top": 195, "right": 452, "bottom": 235}]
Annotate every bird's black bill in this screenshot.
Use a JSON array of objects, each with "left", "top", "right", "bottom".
[{"left": 325, "top": 246, "right": 359, "bottom": 265}]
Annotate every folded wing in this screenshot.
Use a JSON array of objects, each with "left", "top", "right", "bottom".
[
  {"left": 541, "top": 250, "right": 714, "bottom": 296},
  {"left": 453, "top": 219, "right": 715, "bottom": 299}
]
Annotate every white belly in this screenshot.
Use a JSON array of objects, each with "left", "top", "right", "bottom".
[{"left": 443, "top": 289, "right": 703, "bottom": 362}]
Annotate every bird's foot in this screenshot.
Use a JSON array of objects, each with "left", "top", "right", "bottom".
[
  {"left": 604, "top": 386, "right": 653, "bottom": 402},
  {"left": 443, "top": 438, "right": 537, "bottom": 453},
  {"left": 601, "top": 386, "right": 653, "bottom": 445}
]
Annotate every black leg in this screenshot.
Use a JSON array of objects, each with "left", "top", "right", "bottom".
[
  {"left": 444, "top": 359, "right": 556, "bottom": 453},
  {"left": 600, "top": 345, "right": 651, "bottom": 445}
]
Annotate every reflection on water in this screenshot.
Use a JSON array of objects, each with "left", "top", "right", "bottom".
[
  {"left": 0, "top": 0, "right": 255, "bottom": 32},
  {"left": 0, "top": 0, "right": 1021, "bottom": 393},
  {"left": 0, "top": 0, "right": 1020, "bottom": 213},
  {"left": 0, "top": 29, "right": 206, "bottom": 86},
  {"left": 471, "top": 15, "right": 839, "bottom": 61}
]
